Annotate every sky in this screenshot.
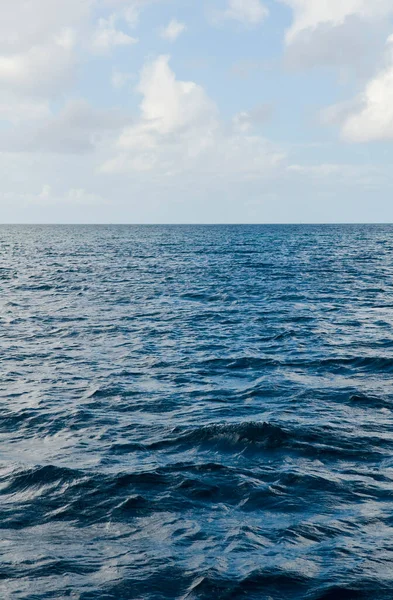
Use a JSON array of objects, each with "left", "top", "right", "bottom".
[{"left": 1, "top": 0, "right": 393, "bottom": 223}]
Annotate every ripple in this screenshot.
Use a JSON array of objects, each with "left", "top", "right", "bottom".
[{"left": 2, "top": 224, "right": 393, "bottom": 598}]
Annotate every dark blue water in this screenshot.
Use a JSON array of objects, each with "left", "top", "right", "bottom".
[{"left": 2, "top": 224, "right": 393, "bottom": 599}]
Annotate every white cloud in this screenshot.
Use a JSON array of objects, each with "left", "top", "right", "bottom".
[
  {"left": 0, "top": 0, "right": 138, "bottom": 99},
  {"left": 0, "top": 37, "right": 77, "bottom": 97},
  {"left": 1, "top": 184, "right": 108, "bottom": 207},
  {"left": 1, "top": 0, "right": 390, "bottom": 225},
  {"left": 0, "top": 96, "right": 51, "bottom": 124},
  {"left": 325, "top": 35, "right": 393, "bottom": 142},
  {"left": 101, "top": 55, "right": 284, "bottom": 178},
  {"left": 226, "top": 0, "right": 268, "bottom": 25},
  {"left": 280, "top": 0, "right": 393, "bottom": 72},
  {"left": 1, "top": 100, "right": 131, "bottom": 154},
  {"left": 0, "top": 1, "right": 91, "bottom": 99},
  {"left": 135, "top": 54, "right": 217, "bottom": 136},
  {"left": 32, "top": 184, "right": 108, "bottom": 206},
  {"left": 160, "top": 19, "right": 187, "bottom": 42},
  {"left": 287, "top": 163, "right": 385, "bottom": 188},
  {"left": 102, "top": 54, "right": 219, "bottom": 171},
  {"left": 233, "top": 104, "right": 272, "bottom": 132},
  {"left": 0, "top": 1, "right": 97, "bottom": 99},
  {"left": 281, "top": 0, "right": 393, "bottom": 44},
  {"left": 91, "top": 15, "right": 138, "bottom": 52},
  {"left": 212, "top": 0, "right": 268, "bottom": 26},
  {"left": 0, "top": 0, "right": 92, "bottom": 53},
  {"left": 112, "top": 0, "right": 161, "bottom": 28}
]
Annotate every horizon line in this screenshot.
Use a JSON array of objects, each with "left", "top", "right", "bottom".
[{"left": 0, "top": 222, "right": 393, "bottom": 227}]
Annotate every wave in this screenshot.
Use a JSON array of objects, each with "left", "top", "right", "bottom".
[
  {"left": 4, "top": 224, "right": 393, "bottom": 598},
  {"left": 193, "top": 354, "right": 393, "bottom": 375},
  {"left": 77, "top": 568, "right": 311, "bottom": 600},
  {"left": 314, "top": 585, "right": 393, "bottom": 600},
  {"left": 109, "top": 420, "right": 388, "bottom": 462},
  {"left": 172, "top": 421, "right": 289, "bottom": 448},
  {"left": 349, "top": 393, "right": 393, "bottom": 409}
]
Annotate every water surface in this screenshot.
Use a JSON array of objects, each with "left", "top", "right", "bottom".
[{"left": 1, "top": 224, "right": 393, "bottom": 599}]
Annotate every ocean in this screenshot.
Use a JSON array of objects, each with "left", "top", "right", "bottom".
[{"left": 1, "top": 224, "right": 393, "bottom": 599}]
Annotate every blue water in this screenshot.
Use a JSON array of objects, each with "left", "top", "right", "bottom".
[{"left": 2, "top": 224, "right": 393, "bottom": 599}]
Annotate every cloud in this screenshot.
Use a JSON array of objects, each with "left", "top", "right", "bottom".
[
  {"left": 101, "top": 54, "right": 219, "bottom": 172},
  {"left": 30, "top": 184, "right": 108, "bottom": 206},
  {"left": 101, "top": 55, "right": 284, "bottom": 178},
  {"left": 323, "top": 35, "right": 393, "bottom": 142},
  {"left": 287, "top": 163, "right": 381, "bottom": 183},
  {"left": 233, "top": 104, "right": 273, "bottom": 132},
  {"left": 0, "top": 0, "right": 142, "bottom": 99},
  {"left": 135, "top": 54, "right": 217, "bottom": 135},
  {"left": 281, "top": 0, "right": 393, "bottom": 44},
  {"left": 280, "top": 0, "right": 393, "bottom": 72},
  {"left": 211, "top": 0, "right": 268, "bottom": 26},
  {"left": 0, "top": 100, "right": 131, "bottom": 154},
  {"left": 91, "top": 15, "right": 138, "bottom": 52},
  {"left": 0, "top": 1, "right": 96, "bottom": 99},
  {"left": 0, "top": 96, "right": 51, "bottom": 124},
  {"left": 0, "top": 0, "right": 92, "bottom": 53},
  {"left": 1, "top": 184, "right": 108, "bottom": 207},
  {"left": 0, "top": 32, "right": 78, "bottom": 97},
  {"left": 290, "top": 2, "right": 393, "bottom": 142},
  {"left": 1, "top": 0, "right": 390, "bottom": 225},
  {"left": 107, "top": 0, "right": 162, "bottom": 28},
  {"left": 160, "top": 19, "right": 187, "bottom": 42}
]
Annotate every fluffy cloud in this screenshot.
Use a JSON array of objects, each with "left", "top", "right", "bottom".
[
  {"left": 160, "top": 19, "right": 187, "bottom": 42},
  {"left": 281, "top": 0, "right": 392, "bottom": 43},
  {"left": 101, "top": 55, "right": 283, "bottom": 177},
  {"left": 323, "top": 35, "right": 393, "bottom": 142},
  {"left": 0, "top": 0, "right": 142, "bottom": 98},
  {"left": 280, "top": 0, "right": 393, "bottom": 72},
  {"left": 1, "top": 0, "right": 390, "bottom": 224},
  {"left": 284, "top": 1, "right": 393, "bottom": 142},
  {"left": 101, "top": 54, "right": 219, "bottom": 172},
  {"left": 0, "top": 1, "right": 94, "bottom": 98},
  {"left": 0, "top": 0, "right": 92, "bottom": 53},
  {"left": 0, "top": 34, "right": 77, "bottom": 97}
]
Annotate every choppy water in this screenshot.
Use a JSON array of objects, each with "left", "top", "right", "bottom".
[{"left": 2, "top": 224, "right": 393, "bottom": 599}]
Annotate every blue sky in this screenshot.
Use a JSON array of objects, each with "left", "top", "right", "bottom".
[{"left": 1, "top": 0, "right": 393, "bottom": 223}]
